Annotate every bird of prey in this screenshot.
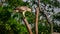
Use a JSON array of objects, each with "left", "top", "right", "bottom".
[{"left": 14, "top": 6, "right": 31, "bottom": 17}]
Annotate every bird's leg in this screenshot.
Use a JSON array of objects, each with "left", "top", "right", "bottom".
[{"left": 23, "top": 11, "right": 26, "bottom": 17}]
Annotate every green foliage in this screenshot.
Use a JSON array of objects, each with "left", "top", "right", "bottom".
[
  {"left": 0, "top": 0, "right": 30, "bottom": 33},
  {"left": 8, "top": 0, "right": 29, "bottom": 7},
  {"left": 7, "top": 18, "right": 28, "bottom": 34},
  {"left": 0, "top": 6, "right": 28, "bottom": 34},
  {"left": 25, "top": 12, "right": 35, "bottom": 23},
  {"left": 0, "top": 7, "right": 11, "bottom": 22},
  {"left": 38, "top": 23, "right": 51, "bottom": 34}
]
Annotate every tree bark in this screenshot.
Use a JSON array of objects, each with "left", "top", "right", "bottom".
[
  {"left": 23, "top": 17, "right": 33, "bottom": 34},
  {"left": 35, "top": 7, "right": 39, "bottom": 34}
]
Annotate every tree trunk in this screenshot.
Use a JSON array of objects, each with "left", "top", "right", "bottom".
[{"left": 23, "top": 17, "right": 33, "bottom": 34}]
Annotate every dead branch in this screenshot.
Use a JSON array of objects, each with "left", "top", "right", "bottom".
[
  {"left": 35, "top": 7, "right": 39, "bottom": 34},
  {"left": 38, "top": 0, "right": 53, "bottom": 34},
  {"left": 23, "top": 17, "right": 33, "bottom": 34}
]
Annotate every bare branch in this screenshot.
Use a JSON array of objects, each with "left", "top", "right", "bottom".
[
  {"left": 35, "top": 7, "right": 39, "bottom": 34},
  {"left": 23, "top": 17, "right": 33, "bottom": 34},
  {"left": 38, "top": 0, "right": 53, "bottom": 34}
]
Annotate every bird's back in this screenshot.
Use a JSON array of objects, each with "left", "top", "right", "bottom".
[{"left": 15, "top": 6, "right": 31, "bottom": 12}]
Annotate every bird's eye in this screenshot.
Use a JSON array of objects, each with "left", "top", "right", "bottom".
[{"left": 16, "top": 10, "right": 19, "bottom": 12}]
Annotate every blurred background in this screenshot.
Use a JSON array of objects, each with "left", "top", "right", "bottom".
[{"left": 0, "top": 0, "right": 60, "bottom": 34}]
